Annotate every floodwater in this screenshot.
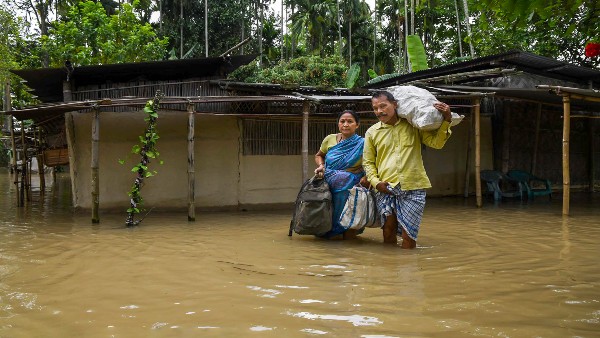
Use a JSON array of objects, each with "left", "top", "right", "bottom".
[{"left": 1, "top": 169, "right": 599, "bottom": 338}]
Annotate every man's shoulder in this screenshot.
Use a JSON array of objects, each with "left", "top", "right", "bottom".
[{"left": 365, "top": 122, "right": 382, "bottom": 135}]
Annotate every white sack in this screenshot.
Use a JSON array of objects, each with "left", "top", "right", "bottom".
[{"left": 386, "top": 85, "right": 464, "bottom": 131}]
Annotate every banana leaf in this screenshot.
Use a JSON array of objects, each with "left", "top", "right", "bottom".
[{"left": 406, "top": 35, "right": 429, "bottom": 72}]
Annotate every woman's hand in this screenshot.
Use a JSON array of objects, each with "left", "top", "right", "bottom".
[
  {"left": 314, "top": 163, "right": 325, "bottom": 177},
  {"left": 359, "top": 176, "right": 371, "bottom": 188}
]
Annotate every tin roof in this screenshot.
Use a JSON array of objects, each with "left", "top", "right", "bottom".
[
  {"left": 365, "top": 50, "right": 600, "bottom": 89},
  {"left": 11, "top": 55, "right": 257, "bottom": 103}
]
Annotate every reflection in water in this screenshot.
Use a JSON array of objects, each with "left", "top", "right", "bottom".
[{"left": 1, "top": 169, "right": 599, "bottom": 337}]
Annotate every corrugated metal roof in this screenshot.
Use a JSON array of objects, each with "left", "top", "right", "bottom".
[
  {"left": 10, "top": 55, "right": 257, "bottom": 103},
  {"left": 365, "top": 50, "right": 600, "bottom": 89}
]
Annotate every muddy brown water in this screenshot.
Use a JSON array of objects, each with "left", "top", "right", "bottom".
[{"left": 1, "top": 169, "right": 599, "bottom": 337}]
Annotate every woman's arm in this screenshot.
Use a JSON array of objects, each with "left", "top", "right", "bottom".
[{"left": 314, "top": 150, "right": 326, "bottom": 176}]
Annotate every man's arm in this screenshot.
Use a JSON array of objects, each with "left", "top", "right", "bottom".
[
  {"left": 420, "top": 120, "right": 452, "bottom": 149},
  {"left": 362, "top": 131, "right": 381, "bottom": 188}
]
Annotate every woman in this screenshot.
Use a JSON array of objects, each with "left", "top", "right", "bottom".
[{"left": 314, "top": 110, "right": 368, "bottom": 239}]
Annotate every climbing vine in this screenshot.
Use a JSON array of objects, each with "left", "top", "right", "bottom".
[{"left": 123, "top": 91, "right": 163, "bottom": 226}]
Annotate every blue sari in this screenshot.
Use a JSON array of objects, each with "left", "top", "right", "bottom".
[{"left": 321, "top": 134, "right": 365, "bottom": 238}]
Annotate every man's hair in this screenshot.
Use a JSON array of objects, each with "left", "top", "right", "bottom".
[
  {"left": 371, "top": 90, "right": 397, "bottom": 103},
  {"left": 337, "top": 109, "right": 360, "bottom": 123}
]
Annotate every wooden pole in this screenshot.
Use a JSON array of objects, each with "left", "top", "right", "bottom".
[
  {"left": 65, "top": 113, "right": 78, "bottom": 206},
  {"left": 562, "top": 95, "right": 571, "bottom": 216},
  {"left": 301, "top": 101, "right": 310, "bottom": 182},
  {"left": 531, "top": 103, "right": 542, "bottom": 175},
  {"left": 20, "top": 125, "right": 27, "bottom": 205},
  {"left": 187, "top": 102, "right": 195, "bottom": 221},
  {"left": 91, "top": 108, "right": 100, "bottom": 223},
  {"left": 62, "top": 80, "right": 72, "bottom": 102},
  {"left": 36, "top": 127, "right": 45, "bottom": 195},
  {"left": 474, "top": 97, "right": 482, "bottom": 207}
]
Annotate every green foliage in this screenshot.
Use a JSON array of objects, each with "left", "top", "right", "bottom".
[
  {"left": 345, "top": 63, "right": 361, "bottom": 89},
  {"left": 41, "top": 0, "right": 168, "bottom": 67},
  {"left": 406, "top": 35, "right": 429, "bottom": 72},
  {"left": 123, "top": 91, "right": 163, "bottom": 227},
  {"left": 229, "top": 55, "right": 348, "bottom": 88},
  {"left": 368, "top": 69, "right": 378, "bottom": 79}
]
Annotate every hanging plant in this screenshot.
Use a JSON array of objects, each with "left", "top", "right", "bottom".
[{"left": 122, "top": 91, "right": 163, "bottom": 226}]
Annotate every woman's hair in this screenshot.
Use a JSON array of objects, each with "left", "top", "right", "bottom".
[
  {"left": 371, "top": 90, "right": 397, "bottom": 103},
  {"left": 337, "top": 109, "right": 360, "bottom": 123}
]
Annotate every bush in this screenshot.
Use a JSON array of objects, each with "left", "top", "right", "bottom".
[{"left": 228, "top": 56, "right": 347, "bottom": 88}]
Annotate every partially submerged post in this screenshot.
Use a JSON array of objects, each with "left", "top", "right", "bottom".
[
  {"left": 187, "top": 101, "right": 195, "bottom": 221},
  {"left": 562, "top": 95, "right": 571, "bottom": 216},
  {"left": 91, "top": 106, "right": 100, "bottom": 223},
  {"left": 301, "top": 101, "right": 309, "bottom": 182},
  {"left": 474, "top": 97, "right": 482, "bottom": 208}
]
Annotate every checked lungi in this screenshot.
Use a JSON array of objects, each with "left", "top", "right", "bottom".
[{"left": 375, "top": 184, "right": 426, "bottom": 240}]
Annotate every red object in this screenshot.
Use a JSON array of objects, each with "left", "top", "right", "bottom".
[{"left": 585, "top": 42, "right": 600, "bottom": 58}]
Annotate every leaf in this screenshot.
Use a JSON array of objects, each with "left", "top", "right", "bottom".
[
  {"left": 406, "top": 35, "right": 429, "bottom": 72},
  {"left": 367, "top": 69, "right": 378, "bottom": 79},
  {"left": 345, "top": 63, "right": 361, "bottom": 89},
  {"left": 118, "top": 159, "right": 125, "bottom": 165}
]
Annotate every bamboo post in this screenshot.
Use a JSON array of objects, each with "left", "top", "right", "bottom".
[
  {"left": 65, "top": 113, "right": 78, "bottom": 206},
  {"left": 562, "top": 95, "right": 571, "bottom": 216},
  {"left": 502, "top": 102, "right": 511, "bottom": 174},
  {"left": 531, "top": 103, "right": 542, "bottom": 175},
  {"left": 20, "top": 125, "right": 27, "bottom": 205},
  {"left": 474, "top": 97, "right": 482, "bottom": 207},
  {"left": 301, "top": 101, "right": 310, "bottom": 182},
  {"left": 36, "top": 127, "right": 45, "bottom": 195},
  {"left": 91, "top": 108, "right": 100, "bottom": 223},
  {"left": 463, "top": 113, "right": 474, "bottom": 197},
  {"left": 187, "top": 102, "right": 196, "bottom": 221}
]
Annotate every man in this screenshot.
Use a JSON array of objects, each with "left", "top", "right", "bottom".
[{"left": 363, "top": 90, "right": 453, "bottom": 249}]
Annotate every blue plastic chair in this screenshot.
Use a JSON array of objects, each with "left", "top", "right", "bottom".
[
  {"left": 507, "top": 169, "right": 552, "bottom": 200},
  {"left": 480, "top": 170, "right": 525, "bottom": 201}
]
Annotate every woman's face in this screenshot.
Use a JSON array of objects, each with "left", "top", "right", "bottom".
[{"left": 338, "top": 112, "right": 359, "bottom": 138}]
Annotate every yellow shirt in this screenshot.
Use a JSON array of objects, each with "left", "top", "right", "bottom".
[
  {"left": 320, "top": 134, "right": 362, "bottom": 172},
  {"left": 363, "top": 119, "right": 452, "bottom": 190}
]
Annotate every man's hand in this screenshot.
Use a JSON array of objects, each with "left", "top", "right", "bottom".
[
  {"left": 434, "top": 102, "right": 452, "bottom": 122},
  {"left": 376, "top": 182, "right": 392, "bottom": 194}
]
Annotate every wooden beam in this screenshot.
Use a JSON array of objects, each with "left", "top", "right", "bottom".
[
  {"left": 187, "top": 102, "right": 195, "bottom": 221},
  {"left": 301, "top": 102, "right": 310, "bottom": 182},
  {"left": 63, "top": 81, "right": 72, "bottom": 102},
  {"left": 91, "top": 108, "right": 100, "bottom": 223},
  {"left": 562, "top": 95, "right": 571, "bottom": 216},
  {"left": 474, "top": 97, "right": 482, "bottom": 207},
  {"left": 6, "top": 81, "right": 20, "bottom": 206}
]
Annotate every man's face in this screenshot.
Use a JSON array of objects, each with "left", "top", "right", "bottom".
[{"left": 371, "top": 95, "right": 398, "bottom": 125}]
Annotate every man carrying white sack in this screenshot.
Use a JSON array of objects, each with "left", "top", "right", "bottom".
[{"left": 363, "top": 90, "right": 452, "bottom": 249}]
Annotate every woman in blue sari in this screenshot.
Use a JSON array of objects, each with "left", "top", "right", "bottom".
[{"left": 314, "top": 110, "right": 368, "bottom": 239}]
